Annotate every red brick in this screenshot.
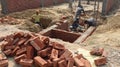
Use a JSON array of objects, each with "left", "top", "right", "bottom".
[
  {"left": 94, "top": 57, "right": 107, "bottom": 66},
  {"left": 50, "top": 49, "right": 58, "bottom": 59},
  {"left": 19, "top": 59, "right": 33, "bottom": 66},
  {"left": 5, "top": 45, "right": 16, "bottom": 50},
  {"left": 47, "top": 60, "right": 53, "bottom": 67},
  {"left": 0, "top": 59, "right": 8, "bottom": 67},
  {"left": 16, "top": 48, "right": 26, "bottom": 56},
  {"left": 74, "top": 57, "right": 84, "bottom": 67},
  {"left": 26, "top": 46, "right": 34, "bottom": 59},
  {"left": 60, "top": 49, "right": 72, "bottom": 59},
  {"left": 34, "top": 56, "right": 47, "bottom": 67},
  {"left": 53, "top": 58, "right": 62, "bottom": 67},
  {"left": 12, "top": 38, "right": 20, "bottom": 45},
  {"left": 1, "top": 42, "right": 8, "bottom": 51},
  {"left": 102, "top": 51, "right": 108, "bottom": 57},
  {"left": 3, "top": 49, "right": 12, "bottom": 56},
  {"left": 80, "top": 58, "right": 92, "bottom": 67},
  {"left": 67, "top": 58, "right": 74, "bottom": 67},
  {"left": 14, "top": 32, "right": 24, "bottom": 39},
  {"left": 14, "top": 54, "right": 27, "bottom": 63},
  {"left": 39, "top": 35, "right": 50, "bottom": 45},
  {"left": 37, "top": 47, "right": 51, "bottom": 57},
  {"left": 11, "top": 46, "right": 20, "bottom": 56},
  {"left": 17, "top": 38, "right": 28, "bottom": 46},
  {"left": 52, "top": 42, "right": 65, "bottom": 50},
  {"left": 74, "top": 54, "right": 83, "bottom": 59},
  {"left": 58, "top": 49, "right": 65, "bottom": 57},
  {"left": 58, "top": 60, "right": 67, "bottom": 67},
  {"left": 0, "top": 53, "right": 7, "bottom": 60},
  {"left": 30, "top": 37, "right": 45, "bottom": 51},
  {"left": 90, "top": 48, "right": 104, "bottom": 56}
]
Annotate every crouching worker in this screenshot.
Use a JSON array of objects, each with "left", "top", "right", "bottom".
[
  {"left": 31, "top": 10, "right": 42, "bottom": 28},
  {"left": 84, "top": 17, "right": 96, "bottom": 28},
  {"left": 70, "top": 18, "right": 84, "bottom": 32}
]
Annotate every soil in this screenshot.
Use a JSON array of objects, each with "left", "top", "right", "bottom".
[{"left": 0, "top": 1, "right": 120, "bottom": 67}]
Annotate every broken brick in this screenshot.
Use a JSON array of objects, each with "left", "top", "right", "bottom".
[
  {"left": 30, "top": 37, "right": 45, "bottom": 51},
  {"left": 102, "top": 51, "right": 108, "bottom": 57},
  {"left": 58, "top": 60, "right": 67, "bottom": 67},
  {"left": 26, "top": 46, "right": 34, "bottom": 59},
  {"left": 0, "top": 59, "right": 8, "bottom": 67},
  {"left": 34, "top": 56, "right": 47, "bottom": 67},
  {"left": 94, "top": 57, "right": 107, "bottom": 66},
  {"left": 90, "top": 48, "right": 104, "bottom": 56},
  {"left": 53, "top": 58, "right": 62, "bottom": 67},
  {"left": 50, "top": 48, "right": 59, "bottom": 59},
  {"left": 16, "top": 48, "right": 26, "bottom": 56},
  {"left": 14, "top": 54, "right": 27, "bottom": 63},
  {"left": 67, "top": 58, "right": 74, "bottom": 67},
  {"left": 19, "top": 59, "right": 33, "bottom": 66},
  {"left": 80, "top": 58, "right": 92, "bottom": 67},
  {"left": 3, "top": 49, "right": 12, "bottom": 56},
  {"left": 17, "top": 38, "right": 28, "bottom": 46},
  {"left": 74, "top": 54, "right": 83, "bottom": 59}
]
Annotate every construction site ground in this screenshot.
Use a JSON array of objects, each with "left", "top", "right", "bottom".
[{"left": 0, "top": 1, "right": 120, "bottom": 67}]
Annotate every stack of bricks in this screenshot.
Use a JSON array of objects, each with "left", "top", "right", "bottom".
[
  {"left": 0, "top": 32, "right": 92, "bottom": 67},
  {"left": 0, "top": 16, "right": 21, "bottom": 25},
  {"left": 90, "top": 47, "right": 107, "bottom": 66}
]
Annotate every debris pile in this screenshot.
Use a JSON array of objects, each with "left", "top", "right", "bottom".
[
  {"left": 0, "top": 16, "right": 21, "bottom": 25},
  {"left": 90, "top": 47, "right": 107, "bottom": 66},
  {"left": 0, "top": 32, "right": 92, "bottom": 67}
]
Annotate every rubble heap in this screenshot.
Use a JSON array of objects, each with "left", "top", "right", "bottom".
[
  {"left": 0, "top": 32, "right": 92, "bottom": 67},
  {"left": 0, "top": 16, "right": 21, "bottom": 25}
]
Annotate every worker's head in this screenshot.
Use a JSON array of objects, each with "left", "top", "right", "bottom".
[{"left": 35, "top": 10, "right": 40, "bottom": 15}]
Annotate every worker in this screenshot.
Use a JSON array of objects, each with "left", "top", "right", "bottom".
[
  {"left": 74, "top": 4, "right": 85, "bottom": 20},
  {"left": 84, "top": 17, "right": 96, "bottom": 28},
  {"left": 70, "top": 18, "right": 83, "bottom": 32},
  {"left": 31, "top": 10, "right": 42, "bottom": 27}
]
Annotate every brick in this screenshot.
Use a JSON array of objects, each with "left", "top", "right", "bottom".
[
  {"left": 50, "top": 49, "right": 58, "bottom": 59},
  {"left": 12, "top": 38, "right": 20, "bottom": 45},
  {"left": 14, "top": 32, "right": 24, "bottom": 39},
  {"left": 80, "top": 58, "right": 92, "bottom": 67},
  {"left": 11, "top": 46, "right": 20, "bottom": 56},
  {"left": 74, "top": 54, "right": 83, "bottom": 59},
  {"left": 39, "top": 35, "right": 50, "bottom": 45},
  {"left": 14, "top": 54, "right": 27, "bottom": 63},
  {"left": 26, "top": 46, "right": 34, "bottom": 59},
  {"left": 67, "top": 58, "right": 74, "bottom": 67},
  {"left": 0, "top": 53, "right": 7, "bottom": 60},
  {"left": 47, "top": 60, "right": 53, "bottom": 67},
  {"left": 94, "top": 57, "right": 107, "bottom": 66},
  {"left": 16, "top": 48, "right": 26, "bottom": 56},
  {"left": 0, "top": 59, "right": 8, "bottom": 67},
  {"left": 102, "top": 51, "right": 108, "bottom": 57},
  {"left": 30, "top": 37, "right": 45, "bottom": 51},
  {"left": 60, "top": 49, "right": 72, "bottom": 59},
  {"left": 53, "top": 58, "right": 61, "bottom": 67},
  {"left": 19, "top": 59, "right": 33, "bottom": 66},
  {"left": 37, "top": 47, "right": 51, "bottom": 58},
  {"left": 1, "top": 42, "right": 8, "bottom": 51},
  {"left": 34, "top": 56, "right": 47, "bottom": 67},
  {"left": 58, "top": 49, "right": 65, "bottom": 57},
  {"left": 74, "top": 57, "right": 84, "bottom": 67},
  {"left": 17, "top": 38, "right": 28, "bottom": 46},
  {"left": 52, "top": 42, "right": 65, "bottom": 50},
  {"left": 90, "top": 48, "right": 104, "bottom": 56},
  {"left": 5, "top": 45, "right": 16, "bottom": 50},
  {"left": 58, "top": 60, "right": 67, "bottom": 67},
  {"left": 3, "top": 49, "right": 12, "bottom": 56}
]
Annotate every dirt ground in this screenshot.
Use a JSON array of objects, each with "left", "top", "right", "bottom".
[{"left": 0, "top": 1, "right": 120, "bottom": 67}]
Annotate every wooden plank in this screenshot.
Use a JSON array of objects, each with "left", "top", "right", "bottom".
[{"left": 74, "top": 26, "right": 96, "bottom": 43}]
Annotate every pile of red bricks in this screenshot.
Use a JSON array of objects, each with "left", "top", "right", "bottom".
[
  {"left": 90, "top": 47, "right": 107, "bottom": 66},
  {"left": 0, "top": 16, "right": 21, "bottom": 25},
  {"left": 0, "top": 32, "right": 92, "bottom": 67}
]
